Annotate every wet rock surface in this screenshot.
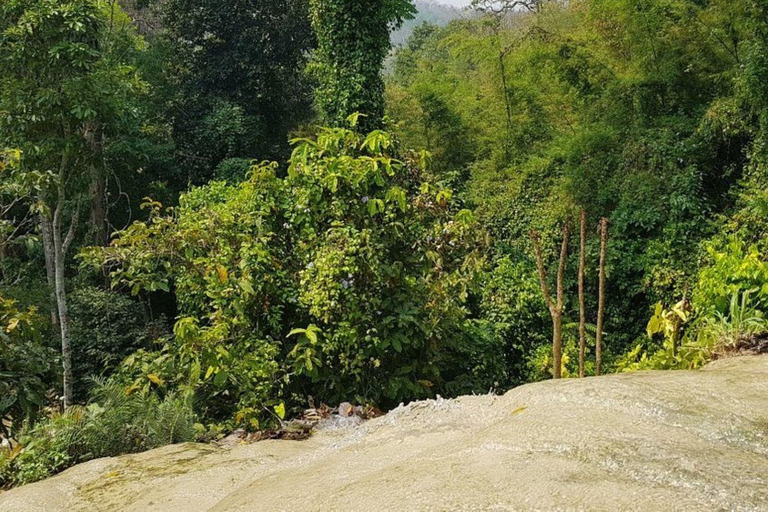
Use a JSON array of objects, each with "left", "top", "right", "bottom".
[{"left": 3, "top": 356, "right": 768, "bottom": 511}]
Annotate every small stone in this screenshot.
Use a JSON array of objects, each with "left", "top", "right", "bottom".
[
  {"left": 337, "top": 402, "right": 354, "bottom": 417},
  {"left": 219, "top": 429, "right": 247, "bottom": 446}
]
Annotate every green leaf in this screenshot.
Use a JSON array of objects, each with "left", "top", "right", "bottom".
[
  {"left": 240, "top": 280, "right": 255, "bottom": 295},
  {"left": 213, "top": 370, "right": 229, "bottom": 387}
]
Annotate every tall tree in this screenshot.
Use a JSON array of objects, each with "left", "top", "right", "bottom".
[
  {"left": 309, "top": 0, "right": 416, "bottom": 131},
  {"left": 0, "top": 0, "right": 145, "bottom": 406},
  {"left": 159, "top": 0, "right": 315, "bottom": 181}
]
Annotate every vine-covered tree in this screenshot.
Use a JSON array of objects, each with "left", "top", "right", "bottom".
[{"left": 308, "top": 0, "right": 416, "bottom": 131}]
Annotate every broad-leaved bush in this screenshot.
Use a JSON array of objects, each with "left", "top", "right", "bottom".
[{"left": 85, "top": 125, "right": 488, "bottom": 423}]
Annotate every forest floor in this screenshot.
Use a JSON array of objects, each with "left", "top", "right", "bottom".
[{"left": 2, "top": 355, "right": 768, "bottom": 511}]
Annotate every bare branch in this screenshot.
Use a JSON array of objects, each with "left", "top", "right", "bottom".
[
  {"left": 556, "top": 222, "right": 569, "bottom": 316},
  {"left": 62, "top": 202, "right": 80, "bottom": 256},
  {"left": 531, "top": 230, "right": 554, "bottom": 314},
  {"left": 532, "top": 225, "right": 570, "bottom": 380}
]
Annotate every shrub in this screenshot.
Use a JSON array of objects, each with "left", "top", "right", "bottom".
[
  {"left": 3, "top": 380, "right": 196, "bottom": 487},
  {"left": 11, "top": 409, "right": 85, "bottom": 486},
  {"left": 85, "top": 124, "right": 489, "bottom": 421},
  {"left": 437, "top": 319, "right": 508, "bottom": 396},
  {"left": 618, "top": 290, "right": 768, "bottom": 372},
  {"left": 83, "top": 380, "right": 196, "bottom": 458},
  {"left": 213, "top": 158, "right": 252, "bottom": 183},
  {"left": 695, "top": 290, "right": 768, "bottom": 353},
  {"left": 694, "top": 238, "right": 768, "bottom": 314},
  {"left": 0, "top": 445, "right": 17, "bottom": 488},
  {"left": 68, "top": 287, "right": 163, "bottom": 401},
  {"left": 479, "top": 258, "right": 550, "bottom": 384},
  {"left": 0, "top": 295, "right": 56, "bottom": 438}
]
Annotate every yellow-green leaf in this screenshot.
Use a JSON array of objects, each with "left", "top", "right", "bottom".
[
  {"left": 216, "top": 265, "right": 229, "bottom": 284},
  {"left": 147, "top": 374, "right": 164, "bottom": 386}
]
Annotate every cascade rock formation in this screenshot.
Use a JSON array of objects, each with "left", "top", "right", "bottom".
[{"left": 3, "top": 356, "right": 768, "bottom": 511}]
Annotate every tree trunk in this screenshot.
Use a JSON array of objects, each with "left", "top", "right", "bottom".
[
  {"left": 87, "top": 128, "right": 107, "bottom": 247},
  {"left": 53, "top": 229, "right": 73, "bottom": 408},
  {"left": 578, "top": 209, "right": 586, "bottom": 378},
  {"left": 595, "top": 218, "right": 609, "bottom": 376},
  {"left": 41, "top": 216, "right": 59, "bottom": 328},
  {"left": 47, "top": 154, "right": 79, "bottom": 407}
]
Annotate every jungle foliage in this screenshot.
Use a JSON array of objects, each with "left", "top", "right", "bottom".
[
  {"left": 387, "top": 0, "right": 768, "bottom": 371},
  {"left": 2, "top": 0, "right": 768, "bottom": 488}
]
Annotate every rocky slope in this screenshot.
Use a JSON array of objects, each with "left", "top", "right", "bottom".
[{"left": 3, "top": 356, "right": 768, "bottom": 511}]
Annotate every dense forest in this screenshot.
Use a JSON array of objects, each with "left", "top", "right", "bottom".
[{"left": 2, "top": 0, "right": 768, "bottom": 487}]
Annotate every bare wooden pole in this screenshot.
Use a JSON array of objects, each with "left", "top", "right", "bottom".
[
  {"left": 531, "top": 223, "right": 570, "bottom": 379},
  {"left": 531, "top": 231, "right": 555, "bottom": 378},
  {"left": 554, "top": 223, "right": 569, "bottom": 379},
  {"left": 595, "top": 218, "right": 609, "bottom": 376},
  {"left": 578, "top": 210, "right": 587, "bottom": 378}
]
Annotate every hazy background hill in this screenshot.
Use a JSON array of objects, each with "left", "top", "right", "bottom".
[{"left": 392, "top": 0, "right": 469, "bottom": 46}]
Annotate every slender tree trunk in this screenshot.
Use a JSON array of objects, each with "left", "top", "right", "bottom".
[
  {"left": 532, "top": 223, "right": 570, "bottom": 379},
  {"left": 532, "top": 232, "right": 555, "bottom": 376},
  {"left": 578, "top": 209, "right": 587, "bottom": 378},
  {"left": 41, "top": 216, "right": 59, "bottom": 328},
  {"left": 595, "top": 218, "right": 609, "bottom": 376},
  {"left": 671, "top": 327, "right": 679, "bottom": 358},
  {"left": 554, "top": 223, "right": 569, "bottom": 379},
  {"left": 53, "top": 214, "right": 73, "bottom": 408},
  {"left": 46, "top": 147, "right": 79, "bottom": 408},
  {"left": 87, "top": 128, "right": 107, "bottom": 247}
]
